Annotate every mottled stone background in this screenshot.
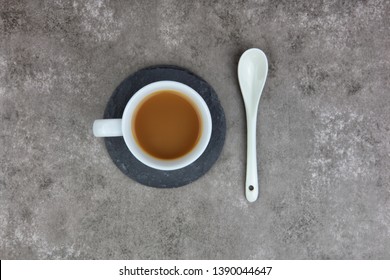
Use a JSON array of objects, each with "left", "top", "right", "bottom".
[{"left": 1, "top": 0, "right": 389, "bottom": 259}]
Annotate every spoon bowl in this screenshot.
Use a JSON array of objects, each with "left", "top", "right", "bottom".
[
  {"left": 238, "top": 49, "right": 268, "bottom": 114},
  {"left": 238, "top": 48, "right": 268, "bottom": 202}
]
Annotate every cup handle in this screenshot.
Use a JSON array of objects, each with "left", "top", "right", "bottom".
[{"left": 93, "top": 119, "right": 123, "bottom": 137}]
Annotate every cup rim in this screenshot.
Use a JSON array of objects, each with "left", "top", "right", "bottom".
[{"left": 121, "top": 80, "right": 212, "bottom": 171}]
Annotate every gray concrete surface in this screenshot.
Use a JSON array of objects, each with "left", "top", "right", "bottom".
[{"left": 1, "top": 0, "right": 389, "bottom": 259}]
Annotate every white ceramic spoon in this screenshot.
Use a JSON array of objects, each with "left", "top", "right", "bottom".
[{"left": 238, "top": 48, "right": 268, "bottom": 202}]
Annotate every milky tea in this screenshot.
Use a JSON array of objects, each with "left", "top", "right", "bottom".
[{"left": 132, "top": 90, "right": 202, "bottom": 160}]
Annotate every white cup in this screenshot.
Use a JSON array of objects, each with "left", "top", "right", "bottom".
[{"left": 93, "top": 81, "right": 212, "bottom": 171}]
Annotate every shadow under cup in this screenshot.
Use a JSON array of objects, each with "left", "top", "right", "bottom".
[{"left": 121, "top": 81, "right": 212, "bottom": 171}]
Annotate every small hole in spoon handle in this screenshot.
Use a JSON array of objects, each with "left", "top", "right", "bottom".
[{"left": 246, "top": 183, "right": 258, "bottom": 202}]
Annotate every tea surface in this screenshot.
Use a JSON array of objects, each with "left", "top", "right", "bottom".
[{"left": 133, "top": 90, "right": 201, "bottom": 160}]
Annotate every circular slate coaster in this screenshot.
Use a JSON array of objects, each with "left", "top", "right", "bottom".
[{"left": 103, "top": 65, "right": 226, "bottom": 188}]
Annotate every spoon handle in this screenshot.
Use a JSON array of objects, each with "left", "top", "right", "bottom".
[{"left": 246, "top": 116, "right": 259, "bottom": 202}]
